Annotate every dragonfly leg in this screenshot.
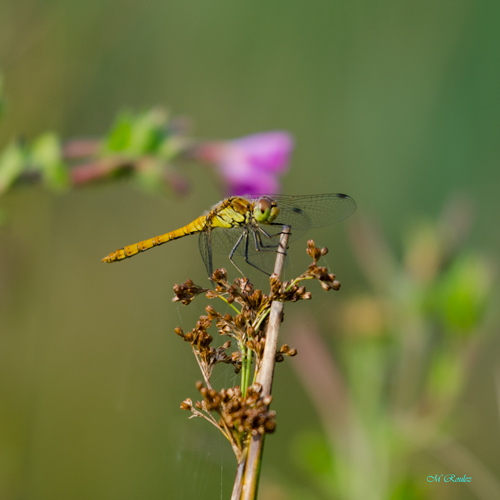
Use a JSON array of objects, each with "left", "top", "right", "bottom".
[
  {"left": 254, "top": 228, "right": 282, "bottom": 251},
  {"left": 229, "top": 230, "right": 252, "bottom": 279},
  {"left": 241, "top": 231, "right": 273, "bottom": 276},
  {"left": 254, "top": 226, "right": 290, "bottom": 260},
  {"left": 228, "top": 228, "right": 278, "bottom": 278},
  {"left": 260, "top": 224, "right": 290, "bottom": 244}
]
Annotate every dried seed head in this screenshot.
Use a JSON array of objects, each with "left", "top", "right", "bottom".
[
  {"left": 180, "top": 398, "right": 193, "bottom": 410},
  {"left": 306, "top": 240, "right": 322, "bottom": 261},
  {"left": 212, "top": 268, "right": 228, "bottom": 282},
  {"left": 240, "top": 278, "right": 253, "bottom": 293},
  {"left": 270, "top": 273, "right": 279, "bottom": 286},
  {"left": 263, "top": 395, "right": 273, "bottom": 406},
  {"left": 205, "top": 304, "right": 218, "bottom": 316},
  {"left": 173, "top": 279, "right": 209, "bottom": 305},
  {"left": 264, "top": 420, "right": 276, "bottom": 433},
  {"left": 235, "top": 314, "right": 245, "bottom": 328},
  {"left": 279, "top": 344, "right": 290, "bottom": 354},
  {"left": 196, "top": 315, "right": 212, "bottom": 330}
]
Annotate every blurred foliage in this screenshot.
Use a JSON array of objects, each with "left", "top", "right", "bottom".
[
  {"left": 30, "top": 133, "right": 68, "bottom": 190},
  {"left": 102, "top": 110, "right": 169, "bottom": 156},
  {"left": 1, "top": 0, "right": 499, "bottom": 499},
  {"left": 288, "top": 198, "right": 497, "bottom": 500},
  {"left": 0, "top": 140, "right": 25, "bottom": 194},
  {"left": 430, "top": 255, "right": 491, "bottom": 334},
  {"left": 291, "top": 430, "right": 336, "bottom": 490},
  {"left": 0, "top": 101, "right": 191, "bottom": 199}
]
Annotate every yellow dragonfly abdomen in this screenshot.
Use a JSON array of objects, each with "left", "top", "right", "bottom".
[{"left": 101, "top": 214, "right": 208, "bottom": 263}]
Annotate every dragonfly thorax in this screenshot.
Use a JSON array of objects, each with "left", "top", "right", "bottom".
[{"left": 253, "top": 197, "right": 280, "bottom": 224}]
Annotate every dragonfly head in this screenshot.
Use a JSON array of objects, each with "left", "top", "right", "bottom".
[{"left": 254, "top": 197, "right": 280, "bottom": 224}]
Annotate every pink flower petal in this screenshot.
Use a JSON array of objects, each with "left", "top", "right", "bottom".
[
  {"left": 194, "top": 131, "right": 294, "bottom": 196},
  {"left": 231, "top": 132, "right": 293, "bottom": 173}
]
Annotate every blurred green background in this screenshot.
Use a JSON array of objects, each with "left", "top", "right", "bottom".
[{"left": 1, "top": 0, "right": 499, "bottom": 499}]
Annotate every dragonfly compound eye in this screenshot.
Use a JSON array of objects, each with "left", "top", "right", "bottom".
[
  {"left": 268, "top": 202, "right": 280, "bottom": 223},
  {"left": 254, "top": 198, "right": 272, "bottom": 222}
]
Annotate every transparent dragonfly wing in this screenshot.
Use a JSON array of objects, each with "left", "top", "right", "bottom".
[
  {"left": 247, "top": 193, "right": 357, "bottom": 229},
  {"left": 198, "top": 193, "right": 356, "bottom": 278},
  {"left": 198, "top": 225, "right": 214, "bottom": 278}
]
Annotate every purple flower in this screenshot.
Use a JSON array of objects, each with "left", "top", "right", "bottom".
[{"left": 195, "top": 131, "right": 293, "bottom": 195}]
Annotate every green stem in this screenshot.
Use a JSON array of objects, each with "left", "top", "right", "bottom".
[
  {"left": 253, "top": 308, "right": 271, "bottom": 331},
  {"left": 241, "top": 344, "right": 253, "bottom": 395},
  {"left": 285, "top": 275, "right": 313, "bottom": 292},
  {"left": 245, "top": 345, "right": 253, "bottom": 392},
  {"left": 240, "top": 340, "right": 248, "bottom": 395},
  {"left": 217, "top": 294, "right": 241, "bottom": 315}
]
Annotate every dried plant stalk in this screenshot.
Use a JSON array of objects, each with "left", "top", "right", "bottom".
[{"left": 237, "top": 226, "right": 290, "bottom": 500}]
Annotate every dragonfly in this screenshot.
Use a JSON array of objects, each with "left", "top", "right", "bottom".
[{"left": 101, "top": 193, "right": 357, "bottom": 278}]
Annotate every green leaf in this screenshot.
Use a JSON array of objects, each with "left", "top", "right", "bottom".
[
  {"left": 291, "top": 429, "right": 334, "bottom": 479},
  {"left": 30, "top": 133, "right": 69, "bottom": 191},
  {"left": 390, "top": 479, "right": 428, "bottom": 500},
  {"left": 128, "top": 109, "right": 166, "bottom": 155},
  {"left": 0, "top": 141, "right": 26, "bottom": 194},
  {"left": 432, "top": 254, "right": 493, "bottom": 335},
  {"left": 103, "top": 112, "right": 133, "bottom": 153},
  {"left": 427, "top": 349, "right": 463, "bottom": 401},
  {"left": 102, "top": 108, "right": 168, "bottom": 156}
]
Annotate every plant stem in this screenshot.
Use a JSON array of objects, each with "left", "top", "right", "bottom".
[
  {"left": 241, "top": 341, "right": 248, "bottom": 395},
  {"left": 239, "top": 225, "right": 291, "bottom": 500},
  {"left": 241, "top": 344, "right": 253, "bottom": 396},
  {"left": 231, "top": 449, "right": 248, "bottom": 500},
  {"left": 217, "top": 294, "right": 241, "bottom": 315}
]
